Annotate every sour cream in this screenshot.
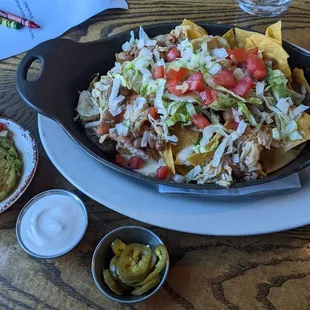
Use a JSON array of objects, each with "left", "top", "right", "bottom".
[{"left": 17, "top": 190, "right": 87, "bottom": 257}]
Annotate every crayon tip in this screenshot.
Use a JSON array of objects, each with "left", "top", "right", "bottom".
[{"left": 29, "top": 21, "right": 40, "bottom": 29}]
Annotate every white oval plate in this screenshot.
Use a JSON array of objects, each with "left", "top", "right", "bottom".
[
  {"left": 0, "top": 118, "right": 38, "bottom": 213},
  {"left": 38, "top": 115, "right": 310, "bottom": 236}
]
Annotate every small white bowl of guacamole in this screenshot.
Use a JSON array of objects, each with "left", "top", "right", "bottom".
[{"left": 0, "top": 118, "right": 38, "bottom": 213}]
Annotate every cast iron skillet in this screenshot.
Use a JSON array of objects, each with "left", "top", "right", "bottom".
[{"left": 15, "top": 22, "right": 310, "bottom": 189}]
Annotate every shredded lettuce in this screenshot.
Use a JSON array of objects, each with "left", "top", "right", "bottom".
[
  {"left": 193, "top": 133, "right": 220, "bottom": 154},
  {"left": 289, "top": 131, "right": 303, "bottom": 141},
  {"left": 172, "top": 174, "right": 185, "bottom": 183},
  {"left": 266, "top": 68, "right": 303, "bottom": 104},
  {"left": 247, "top": 97, "right": 262, "bottom": 106},
  {"left": 114, "top": 123, "right": 129, "bottom": 136},
  {"left": 108, "top": 77, "right": 125, "bottom": 116},
  {"left": 165, "top": 102, "right": 197, "bottom": 127},
  {"left": 213, "top": 85, "right": 246, "bottom": 102},
  {"left": 266, "top": 68, "right": 290, "bottom": 100},
  {"left": 210, "top": 93, "right": 238, "bottom": 111},
  {"left": 184, "top": 165, "right": 202, "bottom": 183},
  {"left": 187, "top": 54, "right": 201, "bottom": 70},
  {"left": 272, "top": 127, "right": 280, "bottom": 140},
  {"left": 165, "top": 113, "right": 189, "bottom": 127},
  {"left": 177, "top": 39, "right": 194, "bottom": 61},
  {"left": 266, "top": 68, "right": 287, "bottom": 88},
  {"left": 186, "top": 103, "right": 197, "bottom": 117},
  {"left": 199, "top": 124, "right": 228, "bottom": 150},
  {"left": 263, "top": 96, "right": 302, "bottom": 142},
  {"left": 167, "top": 59, "right": 188, "bottom": 71},
  {"left": 290, "top": 105, "right": 308, "bottom": 119},
  {"left": 212, "top": 121, "right": 247, "bottom": 167},
  {"left": 153, "top": 78, "right": 167, "bottom": 118},
  {"left": 276, "top": 98, "right": 290, "bottom": 114},
  {"left": 256, "top": 81, "right": 265, "bottom": 98},
  {"left": 121, "top": 30, "right": 135, "bottom": 51},
  {"left": 137, "top": 26, "right": 157, "bottom": 48},
  {"left": 164, "top": 92, "right": 202, "bottom": 104},
  {"left": 203, "top": 110, "right": 221, "bottom": 124},
  {"left": 272, "top": 110, "right": 303, "bottom": 143}
]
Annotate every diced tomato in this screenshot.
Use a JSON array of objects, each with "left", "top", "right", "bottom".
[
  {"left": 228, "top": 48, "right": 248, "bottom": 63},
  {"left": 232, "top": 77, "right": 255, "bottom": 97},
  {"left": 128, "top": 156, "right": 144, "bottom": 170},
  {"left": 167, "top": 80, "right": 183, "bottom": 96},
  {"left": 165, "top": 46, "right": 181, "bottom": 62},
  {"left": 247, "top": 53, "right": 267, "bottom": 80},
  {"left": 149, "top": 107, "right": 159, "bottom": 119},
  {"left": 247, "top": 47, "right": 259, "bottom": 55},
  {"left": 213, "top": 69, "right": 237, "bottom": 88},
  {"left": 166, "top": 67, "right": 189, "bottom": 81},
  {"left": 115, "top": 154, "right": 128, "bottom": 167},
  {"left": 186, "top": 72, "right": 205, "bottom": 91},
  {"left": 191, "top": 113, "right": 210, "bottom": 129},
  {"left": 0, "top": 123, "right": 6, "bottom": 131},
  {"left": 156, "top": 166, "right": 169, "bottom": 180},
  {"left": 230, "top": 122, "right": 239, "bottom": 131},
  {"left": 199, "top": 88, "right": 217, "bottom": 106},
  {"left": 152, "top": 65, "right": 165, "bottom": 79}
]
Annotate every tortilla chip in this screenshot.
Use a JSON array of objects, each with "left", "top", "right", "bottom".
[
  {"left": 187, "top": 135, "right": 219, "bottom": 166},
  {"left": 257, "top": 169, "right": 267, "bottom": 177},
  {"left": 188, "top": 153, "right": 209, "bottom": 167},
  {"left": 170, "top": 124, "right": 200, "bottom": 155},
  {"left": 245, "top": 34, "right": 291, "bottom": 77},
  {"left": 180, "top": 19, "right": 208, "bottom": 39},
  {"left": 222, "top": 29, "right": 237, "bottom": 49},
  {"left": 293, "top": 68, "right": 310, "bottom": 92},
  {"left": 260, "top": 147, "right": 303, "bottom": 174},
  {"left": 234, "top": 28, "right": 257, "bottom": 48},
  {"left": 175, "top": 165, "right": 193, "bottom": 176},
  {"left": 163, "top": 144, "right": 176, "bottom": 175},
  {"left": 188, "top": 149, "right": 215, "bottom": 167},
  {"left": 265, "top": 21, "right": 282, "bottom": 45}
]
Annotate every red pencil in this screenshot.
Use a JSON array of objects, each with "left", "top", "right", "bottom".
[{"left": 0, "top": 9, "right": 40, "bottom": 29}]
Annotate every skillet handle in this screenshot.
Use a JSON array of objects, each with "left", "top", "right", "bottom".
[{"left": 15, "top": 39, "right": 86, "bottom": 122}]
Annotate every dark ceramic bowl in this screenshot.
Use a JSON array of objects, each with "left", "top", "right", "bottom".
[
  {"left": 91, "top": 226, "right": 169, "bottom": 303},
  {"left": 15, "top": 22, "right": 310, "bottom": 189}
]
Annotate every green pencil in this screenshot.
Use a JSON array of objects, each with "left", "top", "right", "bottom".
[{"left": 0, "top": 16, "right": 22, "bottom": 29}]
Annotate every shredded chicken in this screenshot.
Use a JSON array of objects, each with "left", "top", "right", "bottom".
[
  {"left": 238, "top": 140, "right": 262, "bottom": 173},
  {"left": 257, "top": 127, "right": 273, "bottom": 150},
  {"left": 194, "top": 160, "right": 233, "bottom": 188}
]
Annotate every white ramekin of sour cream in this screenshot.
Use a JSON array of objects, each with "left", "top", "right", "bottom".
[{"left": 16, "top": 189, "right": 88, "bottom": 258}]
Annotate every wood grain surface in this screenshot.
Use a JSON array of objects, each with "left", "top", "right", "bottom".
[{"left": 1, "top": 0, "right": 310, "bottom": 309}]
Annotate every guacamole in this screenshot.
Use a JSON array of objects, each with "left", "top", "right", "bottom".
[{"left": 0, "top": 132, "right": 22, "bottom": 202}]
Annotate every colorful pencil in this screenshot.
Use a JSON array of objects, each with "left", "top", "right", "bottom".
[
  {"left": 0, "top": 16, "right": 22, "bottom": 29},
  {"left": 0, "top": 9, "right": 40, "bottom": 29}
]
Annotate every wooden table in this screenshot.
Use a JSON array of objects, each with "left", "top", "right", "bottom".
[{"left": 1, "top": 1, "right": 310, "bottom": 309}]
